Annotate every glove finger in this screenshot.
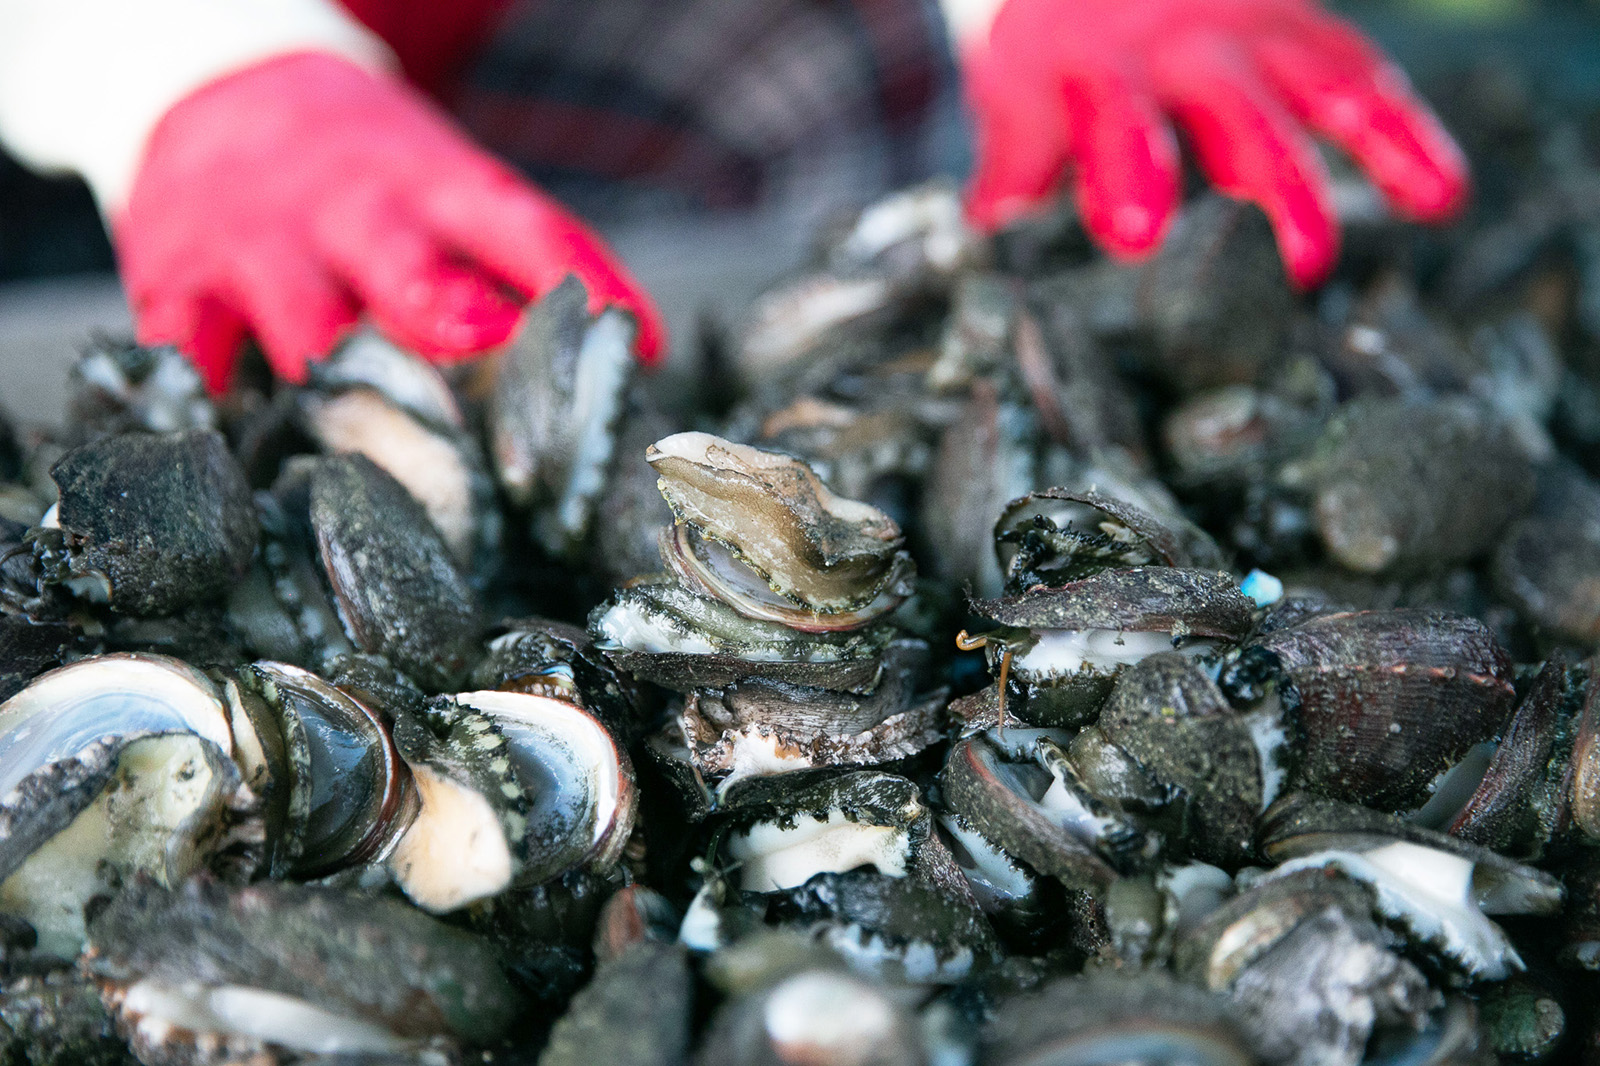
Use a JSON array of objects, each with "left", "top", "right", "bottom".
[
  {"left": 228, "top": 252, "right": 361, "bottom": 385},
  {"left": 1060, "top": 68, "right": 1181, "bottom": 258},
  {"left": 1253, "top": 23, "right": 1468, "bottom": 222},
  {"left": 964, "top": 52, "right": 1071, "bottom": 232},
  {"left": 315, "top": 194, "right": 523, "bottom": 359},
  {"left": 1153, "top": 37, "right": 1338, "bottom": 288},
  {"left": 136, "top": 291, "right": 249, "bottom": 395},
  {"left": 418, "top": 166, "right": 669, "bottom": 364}
]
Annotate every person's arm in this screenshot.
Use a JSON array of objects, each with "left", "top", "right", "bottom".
[
  {"left": 0, "top": 0, "right": 392, "bottom": 214},
  {"left": 936, "top": 0, "right": 1470, "bottom": 288},
  {"left": 0, "top": 0, "right": 663, "bottom": 393}
]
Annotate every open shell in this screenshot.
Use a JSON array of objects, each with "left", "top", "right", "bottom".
[
  {"left": 649, "top": 431, "right": 913, "bottom": 618},
  {"left": 386, "top": 691, "right": 635, "bottom": 912},
  {"left": 0, "top": 654, "right": 248, "bottom": 955}
]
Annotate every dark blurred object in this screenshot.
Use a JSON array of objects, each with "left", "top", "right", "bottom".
[{"left": 0, "top": 145, "right": 115, "bottom": 283}]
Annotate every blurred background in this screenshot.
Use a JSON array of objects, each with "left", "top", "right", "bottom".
[{"left": 2, "top": 0, "right": 1598, "bottom": 425}]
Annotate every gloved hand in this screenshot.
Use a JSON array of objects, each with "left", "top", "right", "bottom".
[
  {"left": 961, "top": 0, "right": 1469, "bottom": 287},
  {"left": 116, "top": 51, "right": 665, "bottom": 393}
]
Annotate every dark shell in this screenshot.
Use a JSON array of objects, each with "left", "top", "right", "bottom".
[
  {"left": 67, "top": 339, "right": 214, "bottom": 440},
  {"left": 1448, "top": 655, "right": 1583, "bottom": 858},
  {"left": 980, "top": 970, "right": 1254, "bottom": 1066},
  {"left": 1174, "top": 869, "right": 1381, "bottom": 991},
  {"left": 308, "top": 454, "right": 484, "bottom": 691},
  {"left": 538, "top": 939, "right": 692, "bottom": 1066},
  {"left": 1492, "top": 462, "right": 1600, "bottom": 646},
  {"left": 238, "top": 661, "right": 413, "bottom": 879},
  {"left": 591, "top": 582, "right": 897, "bottom": 694},
  {"left": 83, "top": 877, "right": 520, "bottom": 1046},
  {"left": 1012, "top": 299, "right": 1149, "bottom": 461},
  {"left": 972, "top": 567, "right": 1254, "bottom": 638},
  {"left": 759, "top": 869, "right": 1000, "bottom": 981},
  {"left": 681, "top": 638, "right": 946, "bottom": 781},
  {"left": 941, "top": 732, "right": 1119, "bottom": 896},
  {"left": 488, "top": 276, "right": 637, "bottom": 559},
  {"left": 995, "top": 487, "right": 1227, "bottom": 591},
  {"left": 0, "top": 969, "right": 127, "bottom": 1066},
  {"left": 1092, "top": 652, "right": 1263, "bottom": 867},
  {"left": 0, "top": 617, "right": 77, "bottom": 702},
  {"left": 1040, "top": 195, "right": 1290, "bottom": 393},
  {"left": 1284, "top": 397, "right": 1536, "bottom": 575},
  {"left": 472, "top": 618, "right": 646, "bottom": 743},
  {"left": 920, "top": 383, "right": 1040, "bottom": 599},
  {"left": 716, "top": 770, "right": 969, "bottom": 899},
  {"left": 44, "top": 430, "right": 256, "bottom": 615},
  {"left": 1257, "top": 609, "right": 1516, "bottom": 811}
]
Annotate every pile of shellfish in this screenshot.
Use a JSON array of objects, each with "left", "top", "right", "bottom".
[{"left": 6, "top": 67, "right": 1600, "bottom": 1066}]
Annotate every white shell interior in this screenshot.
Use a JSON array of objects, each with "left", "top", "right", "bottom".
[
  {"left": 123, "top": 979, "right": 411, "bottom": 1056},
  {"left": 1013, "top": 629, "right": 1213, "bottom": 681},
  {"left": 387, "top": 763, "right": 513, "bottom": 913},
  {"left": 1, "top": 734, "right": 226, "bottom": 956},
  {"left": 457, "top": 690, "right": 623, "bottom": 867},
  {"left": 0, "top": 654, "right": 231, "bottom": 801},
  {"left": 728, "top": 810, "right": 909, "bottom": 893},
  {"left": 1267, "top": 841, "right": 1520, "bottom": 981}
]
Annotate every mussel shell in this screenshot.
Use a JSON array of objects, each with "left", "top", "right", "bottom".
[
  {"left": 648, "top": 431, "right": 909, "bottom": 615},
  {"left": 46, "top": 430, "right": 257, "bottom": 615},
  {"left": 971, "top": 567, "right": 1254, "bottom": 636},
  {"left": 994, "top": 488, "right": 1226, "bottom": 588},
  {"left": 454, "top": 690, "right": 638, "bottom": 884},
  {"left": 661, "top": 523, "right": 914, "bottom": 632},
  {"left": 1174, "top": 868, "right": 1379, "bottom": 991},
  {"left": 308, "top": 454, "right": 484, "bottom": 691},
  {"left": 941, "top": 731, "right": 1119, "bottom": 896},
  {"left": 920, "top": 384, "right": 1044, "bottom": 600},
  {"left": 240, "top": 662, "right": 412, "bottom": 878},
  {"left": 299, "top": 386, "right": 489, "bottom": 567},
  {"left": 681, "top": 638, "right": 946, "bottom": 784},
  {"left": 308, "top": 330, "right": 466, "bottom": 430},
  {"left": 1283, "top": 396, "right": 1535, "bottom": 575},
  {"left": 1254, "top": 609, "right": 1516, "bottom": 811},
  {"left": 591, "top": 582, "right": 897, "bottom": 693},
  {"left": 1448, "top": 655, "right": 1582, "bottom": 858},
  {"left": 0, "top": 653, "right": 232, "bottom": 807},
  {"left": 1091, "top": 653, "right": 1263, "bottom": 866},
  {"left": 0, "top": 653, "right": 245, "bottom": 953},
  {"left": 718, "top": 770, "right": 950, "bottom": 896},
  {"left": 84, "top": 877, "right": 520, "bottom": 1048},
  {"left": 539, "top": 937, "right": 692, "bottom": 1066},
  {"left": 1492, "top": 462, "right": 1600, "bottom": 645},
  {"left": 67, "top": 339, "right": 215, "bottom": 439},
  {"left": 979, "top": 971, "right": 1255, "bottom": 1066},
  {"left": 759, "top": 869, "right": 1000, "bottom": 984},
  {"left": 488, "top": 276, "right": 637, "bottom": 558},
  {"left": 1258, "top": 793, "right": 1564, "bottom": 916},
  {"left": 971, "top": 568, "right": 1253, "bottom": 728},
  {"left": 471, "top": 619, "right": 645, "bottom": 743}
]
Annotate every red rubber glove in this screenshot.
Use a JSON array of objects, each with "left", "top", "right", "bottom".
[
  {"left": 116, "top": 52, "right": 665, "bottom": 394},
  {"left": 962, "top": 0, "right": 1469, "bottom": 288}
]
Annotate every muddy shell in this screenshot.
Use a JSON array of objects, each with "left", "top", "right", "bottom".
[
  {"left": 29, "top": 430, "right": 256, "bottom": 616},
  {"left": 308, "top": 454, "right": 484, "bottom": 691},
  {"left": 83, "top": 877, "right": 520, "bottom": 1062}
]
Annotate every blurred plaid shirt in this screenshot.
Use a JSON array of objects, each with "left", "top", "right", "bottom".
[{"left": 450, "top": 0, "right": 960, "bottom": 215}]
